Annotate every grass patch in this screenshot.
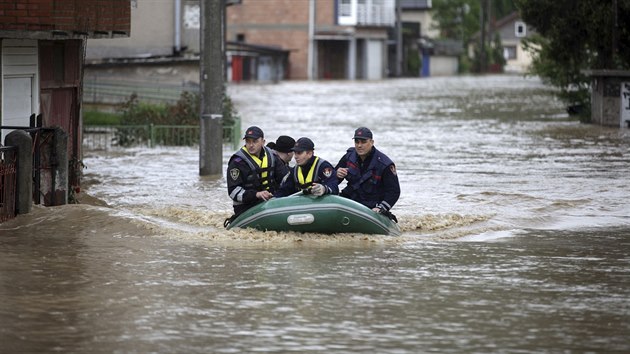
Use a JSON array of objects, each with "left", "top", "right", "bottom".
[{"left": 83, "top": 110, "right": 122, "bottom": 125}]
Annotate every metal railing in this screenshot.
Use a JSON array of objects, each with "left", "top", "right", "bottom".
[{"left": 83, "top": 119, "right": 241, "bottom": 151}]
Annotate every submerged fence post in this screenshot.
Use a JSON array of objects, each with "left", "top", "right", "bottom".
[
  {"left": 150, "top": 124, "right": 155, "bottom": 148},
  {"left": 5, "top": 130, "right": 32, "bottom": 214}
]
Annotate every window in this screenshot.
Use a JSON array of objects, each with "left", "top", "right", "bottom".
[
  {"left": 515, "top": 21, "right": 526, "bottom": 37},
  {"left": 503, "top": 46, "right": 517, "bottom": 60},
  {"left": 338, "top": 0, "right": 357, "bottom": 25}
]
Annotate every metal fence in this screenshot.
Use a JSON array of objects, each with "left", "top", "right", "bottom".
[
  {"left": 0, "top": 146, "right": 17, "bottom": 222},
  {"left": 83, "top": 120, "right": 241, "bottom": 151}
]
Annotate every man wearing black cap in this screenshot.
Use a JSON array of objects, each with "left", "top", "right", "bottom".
[
  {"left": 335, "top": 127, "right": 400, "bottom": 219},
  {"left": 226, "top": 126, "right": 289, "bottom": 218},
  {"left": 266, "top": 135, "right": 295, "bottom": 166},
  {"left": 275, "top": 137, "right": 338, "bottom": 198}
]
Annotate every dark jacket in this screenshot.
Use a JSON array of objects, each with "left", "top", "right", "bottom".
[
  {"left": 227, "top": 146, "right": 289, "bottom": 215},
  {"left": 275, "top": 155, "right": 338, "bottom": 197},
  {"left": 335, "top": 146, "right": 400, "bottom": 211}
]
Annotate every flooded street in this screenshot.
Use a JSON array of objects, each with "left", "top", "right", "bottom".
[{"left": 2, "top": 75, "right": 630, "bottom": 352}]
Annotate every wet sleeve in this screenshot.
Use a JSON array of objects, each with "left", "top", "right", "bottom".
[
  {"left": 378, "top": 164, "right": 400, "bottom": 211},
  {"left": 274, "top": 171, "right": 296, "bottom": 198},
  {"left": 334, "top": 154, "right": 348, "bottom": 183}
]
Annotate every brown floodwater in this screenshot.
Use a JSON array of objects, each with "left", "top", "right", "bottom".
[{"left": 1, "top": 75, "right": 629, "bottom": 353}]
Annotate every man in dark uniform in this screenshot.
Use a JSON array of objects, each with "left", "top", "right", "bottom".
[
  {"left": 226, "top": 126, "right": 289, "bottom": 219},
  {"left": 275, "top": 137, "right": 338, "bottom": 197},
  {"left": 335, "top": 127, "right": 400, "bottom": 220}
]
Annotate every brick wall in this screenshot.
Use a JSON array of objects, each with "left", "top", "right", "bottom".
[
  {"left": 0, "top": 0, "right": 130, "bottom": 33},
  {"left": 227, "top": 0, "right": 338, "bottom": 80}
]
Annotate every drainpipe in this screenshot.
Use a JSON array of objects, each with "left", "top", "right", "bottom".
[
  {"left": 174, "top": 0, "right": 181, "bottom": 54},
  {"left": 395, "top": 0, "right": 402, "bottom": 77},
  {"left": 307, "top": 0, "right": 315, "bottom": 80}
]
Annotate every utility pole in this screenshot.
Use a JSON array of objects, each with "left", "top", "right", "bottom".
[
  {"left": 199, "top": 0, "right": 224, "bottom": 176},
  {"left": 612, "top": 0, "right": 618, "bottom": 67}
]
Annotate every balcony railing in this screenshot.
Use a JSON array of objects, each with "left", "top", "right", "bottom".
[{"left": 338, "top": 0, "right": 395, "bottom": 27}]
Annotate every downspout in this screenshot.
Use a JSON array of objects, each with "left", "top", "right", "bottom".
[
  {"left": 395, "top": 0, "right": 402, "bottom": 77},
  {"left": 174, "top": 0, "right": 181, "bottom": 54},
  {"left": 307, "top": 0, "right": 315, "bottom": 80}
]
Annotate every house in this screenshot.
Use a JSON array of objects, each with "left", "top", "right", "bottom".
[
  {"left": 390, "top": 0, "right": 459, "bottom": 77},
  {"left": 491, "top": 11, "right": 534, "bottom": 73},
  {"left": 227, "top": 0, "right": 396, "bottom": 80},
  {"left": 0, "top": 0, "right": 130, "bottom": 218},
  {"left": 85, "top": 0, "right": 451, "bottom": 83},
  {"left": 84, "top": 0, "right": 287, "bottom": 88}
]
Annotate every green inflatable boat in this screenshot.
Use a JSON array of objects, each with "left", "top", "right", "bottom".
[{"left": 226, "top": 194, "right": 401, "bottom": 236}]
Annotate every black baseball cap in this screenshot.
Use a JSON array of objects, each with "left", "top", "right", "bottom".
[
  {"left": 292, "top": 137, "right": 315, "bottom": 152},
  {"left": 243, "top": 126, "right": 264, "bottom": 139},
  {"left": 353, "top": 127, "right": 373, "bottom": 140},
  {"left": 274, "top": 135, "right": 295, "bottom": 153}
]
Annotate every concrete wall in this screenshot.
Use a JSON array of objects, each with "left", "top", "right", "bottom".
[
  {"left": 589, "top": 71, "right": 630, "bottom": 127},
  {"left": 86, "top": 0, "right": 174, "bottom": 60},
  {"left": 401, "top": 11, "right": 438, "bottom": 38},
  {"left": 430, "top": 56, "right": 458, "bottom": 76}
]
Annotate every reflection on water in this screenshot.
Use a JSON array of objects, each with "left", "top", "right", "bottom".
[{"left": 1, "top": 76, "right": 630, "bottom": 352}]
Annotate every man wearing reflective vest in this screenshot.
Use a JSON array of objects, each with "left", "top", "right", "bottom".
[
  {"left": 226, "top": 126, "right": 289, "bottom": 217},
  {"left": 335, "top": 127, "right": 400, "bottom": 220},
  {"left": 275, "top": 137, "right": 338, "bottom": 198}
]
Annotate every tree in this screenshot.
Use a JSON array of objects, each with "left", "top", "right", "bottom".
[
  {"left": 432, "top": 0, "right": 517, "bottom": 72},
  {"left": 516, "top": 0, "right": 630, "bottom": 116}
]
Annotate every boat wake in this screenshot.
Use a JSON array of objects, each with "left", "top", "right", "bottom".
[{"left": 129, "top": 206, "right": 501, "bottom": 243}]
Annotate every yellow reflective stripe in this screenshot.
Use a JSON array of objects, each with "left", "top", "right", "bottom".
[
  {"left": 298, "top": 157, "right": 319, "bottom": 186},
  {"left": 242, "top": 146, "right": 270, "bottom": 189}
]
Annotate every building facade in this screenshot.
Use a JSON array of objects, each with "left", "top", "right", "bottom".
[
  {"left": 227, "top": 0, "right": 396, "bottom": 80},
  {"left": 84, "top": 0, "right": 444, "bottom": 82},
  {"left": 0, "top": 0, "right": 130, "bottom": 206},
  {"left": 493, "top": 12, "right": 535, "bottom": 74}
]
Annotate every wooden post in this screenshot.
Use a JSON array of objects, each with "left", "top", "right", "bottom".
[{"left": 5, "top": 130, "right": 32, "bottom": 214}]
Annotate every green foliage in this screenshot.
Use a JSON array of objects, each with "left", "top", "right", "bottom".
[
  {"left": 431, "top": 0, "right": 481, "bottom": 45},
  {"left": 83, "top": 110, "right": 122, "bottom": 125},
  {"left": 222, "top": 94, "right": 238, "bottom": 126},
  {"left": 432, "top": 0, "right": 517, "bottom": 73},
  {"left": 516, "top": 0, "right": 630, "bottom": 111},
  {"left": 117, "top": 93, "right": 169, "bottom": 125},
  {"left": 432, "top": 0, "right": 517, "bottom": 44},
  {"left": 168, "top": 91, "right": 200, "bottom": 125},
  {"left": 458, "top": 54, "right": 472, "bottom": 73},
  {"left": 490, "top": 33, "right": 506, "bottom": 68},
  {"left": 405, "top": 46, "right": 421, "bottom": 76},
  {"left": 116, "top": 91, "right": 240, "bottom": 127},
  {"left": 111, "top": 90, "right": 241, "bottom": 146}
]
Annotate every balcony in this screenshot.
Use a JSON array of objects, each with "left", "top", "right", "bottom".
[{"left": 338, "top": 0, "right": 396, "bottom": 27}]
